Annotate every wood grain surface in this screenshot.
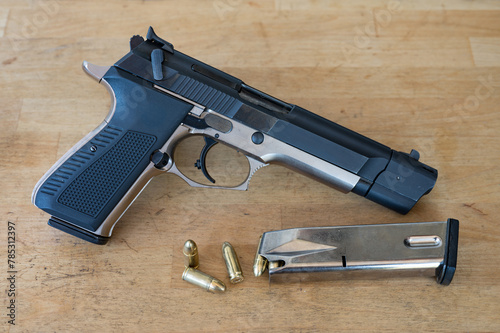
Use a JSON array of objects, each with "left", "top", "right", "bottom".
[{"left": 1, "top": 1, "right": 499, "bottom": 332}]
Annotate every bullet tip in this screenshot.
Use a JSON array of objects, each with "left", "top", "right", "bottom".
[
  {"left": 209, "top": 279, "right": 226, "bottom": 293},
  {"left": 183, "top": 239, "right": 197, "bottom": 255},
  {"left": 253, "top": 254, "right": 268, "bottom": 277}
]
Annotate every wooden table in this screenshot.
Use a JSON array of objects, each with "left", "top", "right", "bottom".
[{"left": 1, "top": 1, "right": 499, "bottom": 331}]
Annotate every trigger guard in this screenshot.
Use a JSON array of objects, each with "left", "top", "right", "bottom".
[
  {"left": 194, "top": 136, "right": 218, "bottom": 183},
  {"left": 167, "top": 156, "right": 268, "bottom": 191}
]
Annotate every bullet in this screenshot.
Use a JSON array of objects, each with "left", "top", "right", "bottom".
[
  {"left": 253, "top": 236, "right": 268, "bottom": 277},
  {"left": 183, "top": 240, "right": 199, "bottom": 269},
  {"left": 182, "top": 267, "right": 226, "bottom": 293},
  {"left": 222, "top": 242, "right": 244, "bottom": 284},
  {"left": 268, "top": 261, "right": 282, "bottom": 270}
]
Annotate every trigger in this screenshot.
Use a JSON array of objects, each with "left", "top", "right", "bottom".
[{"left": 194, "top": 137, "right": 218, "bottom": 183}]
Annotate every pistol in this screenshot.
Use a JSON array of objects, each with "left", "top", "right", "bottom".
[{"left": 32, "top": 27, "right": 438, "bottom": 244}]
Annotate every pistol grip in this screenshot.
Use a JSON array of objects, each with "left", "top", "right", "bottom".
[{"left": 32, "top": 66, "right": 193, "bottom": 243}]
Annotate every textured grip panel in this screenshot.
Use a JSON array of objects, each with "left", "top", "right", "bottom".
[
  {"left": 33, "top": 66, "right": 195, "bottom": 240},
  {"left": 58, "top": 131, "right": 156, "bottom": 217}
]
